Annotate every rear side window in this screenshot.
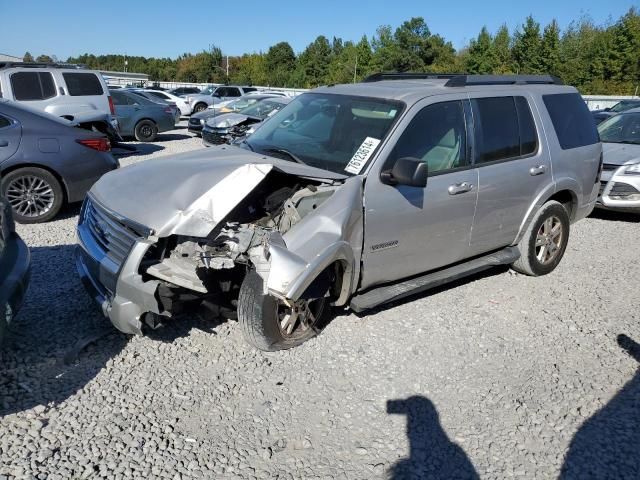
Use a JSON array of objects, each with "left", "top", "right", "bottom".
[
  {"left": 62, "top": 73, "right": 104, "bottom": 96},
  {"left": 543, "top": 93, "right": 599, "bottom": 149},
  {"left": 515, "top": 97, "right": 538, "bottom": 155},
  {"left": 11, "top": 72, "right": 56, "bottom": 101},
  {"left": 472, "top": 97, "right": 520, "bottom": 163},
  {"left": 0, "top": 115, "right": 11, "bottom": 128}
]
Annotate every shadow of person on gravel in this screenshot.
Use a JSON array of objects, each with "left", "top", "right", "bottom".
[
  {"left": 387, "top": 396, "right": 479, "bottom": 479},
  {"left": 560, "top": 334, "right": 640, "bottom": 479},
  {"left": 0, "top": 245, "right": 127, "bottom": 417}
]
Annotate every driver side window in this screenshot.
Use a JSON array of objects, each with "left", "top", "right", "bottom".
[{"left": 389, "top": 100, "right": 468, "bottom": 175}]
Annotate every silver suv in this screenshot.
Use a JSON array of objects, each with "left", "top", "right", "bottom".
[
  {"left": 76, "top": 74, "right": 601, "bottom": 351},
  {"left": 186, "top": 85, "right": 258, "bottom": 113}
]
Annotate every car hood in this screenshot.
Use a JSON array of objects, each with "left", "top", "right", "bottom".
[
  {"left": 602, "top": 142, "right": 640, "bottom": 165},
  {"left": 205, "top": 113, "right": 254, "bottom": 128},
  {"left": 90, "top": 146, "right": 348, "bottom": 238},
  {"left": 191, "top": 109, "right": 219, "bottom": 121}
]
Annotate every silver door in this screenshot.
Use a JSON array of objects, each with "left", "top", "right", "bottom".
[
  {"left": 468, "top": 94, "right": 552, "bottom": 255},
  {"left": 361, "top": 98, "right": 478, "bottom": 289}
]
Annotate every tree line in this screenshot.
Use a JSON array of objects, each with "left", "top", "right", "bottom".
[{"left": 25, "top": 8, "right": 640, "bottom": 95}]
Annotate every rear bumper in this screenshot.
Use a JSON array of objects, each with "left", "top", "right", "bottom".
[{"left": 0, "top": 233, "right": 31, "bottom": 341}]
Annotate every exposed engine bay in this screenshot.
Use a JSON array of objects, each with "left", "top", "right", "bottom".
[{"left": 141, "top": 172, "right": 339, "bottom": 317}]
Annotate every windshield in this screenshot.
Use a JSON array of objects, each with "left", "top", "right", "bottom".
[
  {"left": 610, "top": 101, "right": 640, "bottom": 113},
  {"left": 239, "top": 99, "right": 285, "bottom": 119},
  {"left": 598, "top": 112, "right": 640, "bottom": 144},
  {"left": 200, "top": 86, "right": 215, "bottom": 96},
  {"left": 225, "top": 97, "right": 259, "bottom": 112},
  {"left": 244, "top": 93, "right": 402, "bottom": 175}
]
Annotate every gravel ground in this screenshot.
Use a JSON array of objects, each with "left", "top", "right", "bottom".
[{"left": 1, "top": 123, "right": 639, "bottom": 479}]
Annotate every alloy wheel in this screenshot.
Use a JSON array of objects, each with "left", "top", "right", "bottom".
[
  {"left": 535, "top": 215, "right": 563, "bottom": 264},
  {"left": 5, "top": 175, "right": 55, "bottom": 218}
]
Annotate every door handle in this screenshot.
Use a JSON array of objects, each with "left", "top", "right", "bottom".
[
  {"left": 529, "top": 165, "right": 547, "bottom": 176},
  {"left": 448, "top": 182, "right": 474, "bottom": 195},
  {"left": 0, "top": 140, "right": 8, "bottom": 147}
]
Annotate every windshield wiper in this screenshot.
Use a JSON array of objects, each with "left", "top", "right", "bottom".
[
  {"left": 262, "top": 147, "right": 307, "bottom": 165},
  {"left": 240, "top": 138, "right": 254, "bottom": 151}
]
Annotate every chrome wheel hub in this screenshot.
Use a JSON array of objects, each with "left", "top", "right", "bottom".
[
  {"left": 535, "top": 216, "right": 563, "bottom": 265},
  {"left": 277, "top": 298, "right": 323, "bottom": 337},
  {"left": 5, "top": 175, "right": 54, "bottom": 217}
]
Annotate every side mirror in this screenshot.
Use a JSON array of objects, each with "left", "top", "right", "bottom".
[
  {"left": 604, "top": 107, "right": 611, "bottom": 112},
  {"left": 380, "top": 157, "right": 428, "bottom": 187}
]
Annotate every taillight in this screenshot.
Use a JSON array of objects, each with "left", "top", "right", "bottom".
[
  {"left": 164, "top": 106, "right": 173, "bottom": 114},
  {"left": 108, "top": 96, "right": 115, "bottom": 115},
  {"left": 76, "top": 138, "right": 111, "bottom": 152}
]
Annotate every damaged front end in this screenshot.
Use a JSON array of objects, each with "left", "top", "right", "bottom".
[{"left": 76, "top": 160, "right": 363, "bottom": 335}]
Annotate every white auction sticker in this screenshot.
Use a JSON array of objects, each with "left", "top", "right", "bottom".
[{"left": 345, "top": 137, "right": 381, "bottom": 174}]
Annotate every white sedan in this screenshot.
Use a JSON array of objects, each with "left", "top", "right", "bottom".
[{"left": 142, "top": 90, "right": 192, "bottom": 116}]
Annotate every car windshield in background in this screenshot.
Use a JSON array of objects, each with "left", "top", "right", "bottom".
[
  {"left": 598, "top": 112, "right": 640, "bottom": 144},
  {"left": 244, "top": 93, "right": 402, "bottom": 175},
  {"left": 239, "top": 99, "right": 285, "bottom": 119},
  {"left": 609, "top": 101, "right": 640, "bottom": 113}
]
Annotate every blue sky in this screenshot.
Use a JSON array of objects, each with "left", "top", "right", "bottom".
[{"left": 0, "top": 0, "right": 637, "bottom": 60}]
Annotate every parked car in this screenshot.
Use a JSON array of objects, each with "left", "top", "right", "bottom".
[
  {"left": 186, "top": 86, "right": 258, "bottom": 114},
  {"left": 202, "top": 97, "right": 291, "bottom": 146},
  {"left": 110, "top": 90, "right": 175, "bottom": 142},
  {"left": 76, "top": 74, "right": 600, "bottom": 351},
  {"left": 188, "top": 94, "right": 285, "bottom": 135},
  {"left": 0, "top": 191, "right": 30, "bottom": 345},
  {"left": 596, "top": 108, "right": 640, "bottom": 213},
  {"left": 169, "top": 87, "right": 202, "bottom": 97},
  {"left": 0, "top": 62, "right": 119, "bottom": 140},
  {"left": 127, "top": 89, "right": 181, "bottom": 122},
  {"left": 592, "top": 99, "right": 640, "bottom": 124},
  {"left": 0, "top": 100, "right": 118, "bottom": 223},
  {"left": 139, "top": 89, "right": 192, "bottom": 116}
]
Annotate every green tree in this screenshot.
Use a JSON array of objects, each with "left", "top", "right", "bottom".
[
  {"left": 265, "top": 42, "right": 296, "bottom": 86},
  {"left": 299, "top": 35, "right": 332, "bottom": 87},
  {"left": 23, "top": 51, "right": 34, "bottom": 62},
  {"left": 492, "top": 25, "right": 513, "bottom": 74},
  {"left": 540, "top": 20, "right": 561, "bottom": 76},
  {"left": 35, "top": 54, "right": 53, "bottom": 63},
  {"left": 466, "top": 26, "right": 495, "bottom": 73},
  {"left": 512, "top": 16, "right": 543, "bottom": 73}
]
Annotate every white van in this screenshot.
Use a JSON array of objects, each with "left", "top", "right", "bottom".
[{"left": 0, "top": 62, "right": 116, "bottom": 129}]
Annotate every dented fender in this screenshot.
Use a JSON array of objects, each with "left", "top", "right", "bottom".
[{"left": 260, "top": 177, "right": 364, "bottom": 306}]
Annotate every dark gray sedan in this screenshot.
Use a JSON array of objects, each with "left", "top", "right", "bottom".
[
  {"left": 0, "top": 100, "right": 118, "bottom": 223},
  {"left": 0, "top": 192, "right": 30, "bottom": 345},
  {"left": 110, "top": 90, "right": 175, "bottom": 142}
]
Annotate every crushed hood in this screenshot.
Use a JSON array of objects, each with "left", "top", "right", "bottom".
[
  {"left": 205, "top": 112, "right": 253, "bottom": 128},
  {"left": 90, "top": 146, "right": 347, "bottom": 238},
  {"left": 603, "top": 142, "right": 640, "bottom": 166}
]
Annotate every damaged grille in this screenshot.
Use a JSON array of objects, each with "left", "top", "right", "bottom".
[
  {"left": 202, "top": 130, "right": 228, "bottom": 145},
  {"left": 82, "top": 198, "right": 140, "bottom": 268},
  {"left": 609, "top": 182, "right": 640, "bottom": 197}
]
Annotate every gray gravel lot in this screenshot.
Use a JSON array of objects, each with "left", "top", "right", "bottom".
[{"left": 1, "top": 122, "right": 639, "bottom": 479}]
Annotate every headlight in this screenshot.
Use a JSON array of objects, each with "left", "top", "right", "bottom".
[{"left": 624, "top": 163, "right": 640, "bottom": 175}]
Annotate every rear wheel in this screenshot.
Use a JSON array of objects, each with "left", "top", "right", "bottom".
[
  {"left": 1, "top": 167, "right": 64, "bottom": 223},
  {"left": 238, "top": 270, "right": 327, "bottom": 351},
  {"left": 134, "top": 120, "right": 158, "bottom": 142},
  {"left": 511, "top": 200, "right": 570, "bottom": 276}
]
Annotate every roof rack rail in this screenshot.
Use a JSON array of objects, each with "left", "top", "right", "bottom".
[
  {"left": 363, "top": 72, "right": 465, "bottom": 83},
  {"left": 0, "top": 62, "right": 87, "bottom": 70},
  {"left": 444, "top": 74, "right": 563, "bottom": 87}
]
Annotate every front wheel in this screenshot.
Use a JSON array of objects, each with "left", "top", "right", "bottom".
[
  {"left": 193, "top": 103, "right": 207, "bottom": 113},
  {"left": 511, "top": 200, "right": 570, "bottom": 276},
  {"left": 238, "top": 270, "right": 327, "bottom": 351}
]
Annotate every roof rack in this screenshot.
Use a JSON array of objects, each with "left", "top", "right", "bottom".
[
  {"left": 363, "top": 72, "right": 563, "bottom": 87},
  {"left": 0, "top": 62, "right": 87, "bottom": 70},
  {"left": 444, "top": 74, "right": 563, "bottom": 87},
  {"left": 363, "top": 72, "right": 465, "bottom": 83}
]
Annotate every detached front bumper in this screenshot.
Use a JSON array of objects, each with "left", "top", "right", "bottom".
[{"left": 597, "top": 167, "right": 640, "bottom": 213}]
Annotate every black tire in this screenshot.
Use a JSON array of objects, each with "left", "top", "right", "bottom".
[
  {"left": 1, "top": 167, "right": 64, "bottom": 223},
  {"left": 238, "top": 270, "right": 326, "bottom": 351},
  {"left": 511, "top": 200, "right": 570, "bottom": 276},
  {"left": 134, "top": 120, "right": 158, "bottom": 142},
  {"left": 193, "top": 103, "right": 207, "bottom": 113}
]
